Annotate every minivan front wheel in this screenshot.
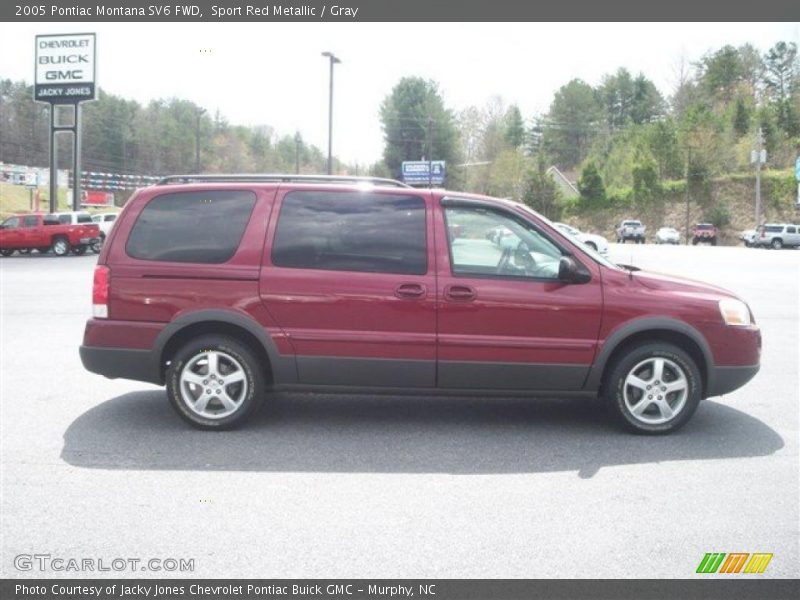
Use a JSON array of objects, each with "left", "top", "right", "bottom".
[
  {"left": 604, "top": 342, "right": 701, "bottom": 434},
  {"left": 166, "top": 335, "right": 264, "bottom": 429}
]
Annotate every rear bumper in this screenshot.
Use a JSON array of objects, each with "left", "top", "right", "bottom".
[
  {"left": 79, "top": 345, "right": 162, "bottom": 384},
  {"left": 78, "top": 236, "right": 99, "bottom": 245},
  {"left": 706, "top": 364, "right": 760, "bottom": 398}
]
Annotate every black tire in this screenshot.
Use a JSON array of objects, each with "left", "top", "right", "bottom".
[
  {"left": 91, "top": 235, "right": 104, "bottom": 254},
  {"left": 19, "top": 248, "right": 32, "bottom": 255},
  {"left": 603, "top": 342, "right": 702, "bottom": 435},
  {"left": 771, "top": 238, "right": 783, "bottom": 250},
  {"left": 166, "top": 335, "right": 266, "bottom": 430},
  {"left": 71, "top": 244, "right": 88, "bottom": 256},
  {"left": 0, "top": 249, "right": 14, "bottom": 257},
  {"left": 51, "top": 237, "right": 70, "bottom": 256}
]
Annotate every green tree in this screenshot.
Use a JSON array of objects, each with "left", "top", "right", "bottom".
[
  {"left": 732, "top": 97, "right": 751, "bottom": 137},
  {"left": 632, "top": 148, "right": 661, "bottom": 205},
  {"left": 577, "top": 161, "right": 606, "bottom": 206},
  {"left": 522, "top": 153, "right": 561, "bottom": 219},
  {"left": 503, "top": 104, "right": 526, "bottom": 149},
  {"left": 763, "top": 41, "right": 799, "bottom": 135},
  {"left": 646, "top": 118, "right": 683, "bottom": 179},
  {"left": 699, "top": 45, "right": 745, "bottom": 100},
  {"left": 379, "top": 77, "right": 459, "bottom": 180},
  {"left": 543, "top": 79, "right": 602, "bottom": 168}
]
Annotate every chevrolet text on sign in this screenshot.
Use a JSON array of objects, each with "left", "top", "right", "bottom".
[{"left": 35, "top": 32, "right": 96, "bottom": 103}]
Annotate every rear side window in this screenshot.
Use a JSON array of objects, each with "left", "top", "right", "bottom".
[
  {"left": 786, "top": 226, "right": 796, "bottom": 234},
  {"left": 105, "top": 214, "right": 117, "bottom": 222},
  {"left": 126, "top": 190, "right": 256, "bottom": 263},
  {"left": 77, "top": 213, "right": 92, "bottom": 223},
  {"left": 272, "top": 191, "right": 427, "bottom": 275},
  {"left": 22, "top": 216, "right": 38, "bottom": 227},
  {"left": 57, "top": 215, "right": 71, "bottom": 224}
]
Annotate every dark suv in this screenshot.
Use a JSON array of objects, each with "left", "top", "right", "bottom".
[{"left": 80, "top": 175, "right": 761, "bottom": 434}]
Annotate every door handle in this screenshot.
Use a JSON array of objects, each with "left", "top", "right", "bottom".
[
  {"left": 395, "top": 283, "right": 426, "bottom": 299},
  {"left": 445, "top": 285, "right": 477, "bottom": 302}
]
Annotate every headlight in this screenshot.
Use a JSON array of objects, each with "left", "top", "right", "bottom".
[{"left": 719, "top": 298, "right": 751, "bottom": 326}]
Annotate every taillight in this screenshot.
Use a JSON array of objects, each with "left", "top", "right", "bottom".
[{"left": 92, "top": 265, "right": 110, "bottom": 318}]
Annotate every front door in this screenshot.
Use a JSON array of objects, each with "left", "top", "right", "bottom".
[
  {"left": 435, "top": 199, "right": 603, "bottom": 391},
  {"left": 0, "top": 217, "right": 23, "bottom": 248},
  {"left": 260, "top": 188, "right": 436, "bottom": 387}
]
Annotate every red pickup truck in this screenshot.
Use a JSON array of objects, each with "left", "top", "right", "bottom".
[
  {"left": 0, "top": 213, "right": 101, "bottom": 256},
  {"left": 691, "top": 223, "right": 718, "bottom": 246}
]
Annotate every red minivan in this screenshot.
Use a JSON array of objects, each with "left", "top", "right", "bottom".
[{"left": 79, "top": 175, "right": 761, "bottom": 433}]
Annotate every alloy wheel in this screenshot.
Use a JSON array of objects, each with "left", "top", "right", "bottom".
[
  {"left": 622, "top": 357, "right": 689, "bottom": 425},
  {"left": 178, "top": 350, "right": 248, "bottom": 419}
]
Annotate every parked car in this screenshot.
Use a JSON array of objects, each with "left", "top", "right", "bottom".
[
  {"left": 80, "top": 174, "right": 760, "bottom": 435},
  {"left": 655, "top": 227, "right": 681, "bottom": 245},
  {"left": 91, "top": 212, "right": 120, "bottom": 253},
  {"left": 0, "top": 212, "right": 100, "bottom": 256},
  {"left": 754, "top": 223, "right": 800, "bottom": 249},
  {"left": 615, "top": 219, "right": 646, "bottom": 244},
  {"left": 692, "top": 223, "right": 718, "bottom": 246},
  {"left": 554, "top": 222, "right": 609, "bottom": 255},
  {"left": 738, "top": 229, "right": 756, "bottom": 247}
]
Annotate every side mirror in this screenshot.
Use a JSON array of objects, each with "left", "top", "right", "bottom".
[{"left": 558, "top": 256, "right": 591, "bottom": 284}]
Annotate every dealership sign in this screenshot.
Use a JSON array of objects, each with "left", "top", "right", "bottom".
[
  {"left": 35, "top": 33, "right": 96, "bottom": 103},
  {"left": 402, "top": 160, "right": 446, "bottom": 185}
]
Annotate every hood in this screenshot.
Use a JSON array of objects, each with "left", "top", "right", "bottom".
[{"left": 633, "top": 269, "right": 737, "bottom": 300}]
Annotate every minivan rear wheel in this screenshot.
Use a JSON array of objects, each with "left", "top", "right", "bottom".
[
  {"left": 603, "top": 342, "right": 701, "bottom": 434},
  {"left": 166, "top": 335, "right": 265, "bottom": 429}
]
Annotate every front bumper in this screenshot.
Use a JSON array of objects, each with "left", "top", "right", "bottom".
[
  {"left": 80, "top": 345, "right": 162, "bottom": 384},
  {"left": 706, "top": 364, "right": 760, "bottom": 398}
]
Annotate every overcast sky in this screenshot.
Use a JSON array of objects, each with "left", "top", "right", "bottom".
[{"left": 1, "top": 22, "right": 797, "bottom": 165}]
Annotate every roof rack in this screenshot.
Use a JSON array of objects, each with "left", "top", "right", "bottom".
[{"left": 156, "top": 174, "right": 412, "bottom": 189}]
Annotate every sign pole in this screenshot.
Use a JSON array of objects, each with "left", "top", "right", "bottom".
[
  {"left": 73, "top": 104, "right": 82, "bottom": 211},
  {"left": 49, "top": 106, "right": 58, "bottom": 213}
]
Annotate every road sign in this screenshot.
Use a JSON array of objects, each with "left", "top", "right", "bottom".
[{"left": 402, "top": 160, "right": 446, "bottom": 185}]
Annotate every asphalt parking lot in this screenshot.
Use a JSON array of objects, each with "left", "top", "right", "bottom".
[{"left": 0, "top": 244, "right": 798, "bottom": 578}]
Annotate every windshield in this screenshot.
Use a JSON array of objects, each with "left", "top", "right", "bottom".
[{"left": 516, "top": 203, "right": 621, "bottom": 270}]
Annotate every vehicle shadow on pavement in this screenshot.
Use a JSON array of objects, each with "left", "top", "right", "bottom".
[{"left": 61, "top": 391, "right": 784, "bottom": 478}]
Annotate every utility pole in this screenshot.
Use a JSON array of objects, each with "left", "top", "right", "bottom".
[
  {"left": 752, "top": 128, "right": 766, "bottom": 227},
  {"left": 194, "top": 107, "right": 206, "bottom": 173},
  {"left": 427, "top": 116, "right": 434, "bottom": 188},
  {"left": 321, "top": 51, "right": 341, "bottom": 175},
  {"left": 684, "top": 145, "right": 691, "bottom": 245},
  {"left": 294, "top": 132, "right": 302, "bottom": 174}
]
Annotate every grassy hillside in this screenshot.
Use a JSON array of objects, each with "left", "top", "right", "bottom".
[
  {"left": 0, "top": 183, "right": 72, "bottom": 218},
  {"left": 566, "top": 170, "right": 799, "bottom": 245}
]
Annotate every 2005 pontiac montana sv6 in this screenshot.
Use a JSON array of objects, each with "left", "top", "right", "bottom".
[{"left": 80, "top": 174, "right": 761, "bottom": 433}]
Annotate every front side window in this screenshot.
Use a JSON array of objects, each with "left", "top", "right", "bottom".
[
  {"left": 444, "top": 205, "right": 565, "bottom": 280},
  {"left": 787, "top": 226, "right": 796, "bottom": 234},
  {"left": 57, "top": 215, "right": 71, "bottom": 224},
  {"left": 2, "top": 217, "right": 20, "bottom": 229},
  {"left": 272, "top": 191, "right": 427, "bottom": 275},
  {"left": 77, "top": 213, "right": 92, "bottom": 223},
  {"left": 126, "top": 190, "right": 256, "bottom": 263},
  {"left": 105, "top": 214, "right": 117, "bottom": 222}
]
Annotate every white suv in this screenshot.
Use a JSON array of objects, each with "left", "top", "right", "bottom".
[{"left": 755, "top": 223, "right": 800, "bottom": 249}]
